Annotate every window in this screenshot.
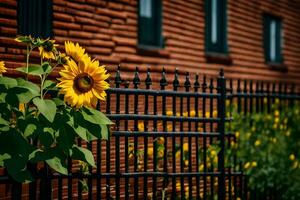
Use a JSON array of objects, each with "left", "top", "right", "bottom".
[
  {"left": 205, "top": 0, "right": 227, "bottom": 54},
  {"left": 263, "top": 14, "right": 283, "bottom": 64},
  {"left": 138, "top": 0, "right": 163, "bottom": 48},
  {"left": 17, "top": 0, "right": 53, "bottom": 38}
]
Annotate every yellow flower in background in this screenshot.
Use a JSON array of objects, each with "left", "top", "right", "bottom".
[
  {"left": 246, "top": 132, "right": 251, "bottom": 139},
  {"left": 235, "top": 131, "right": 240, "bottom": 138},
  {"left": 274, "top": 117, "right": 279, "bottom": 124},
  {"left": 147, "top": 147, "right": 153, "bottom": 157},
  {"left": 198, "top": 111, "right": 203, "bottom": 117},
  {"left": 38, "top": 39, "right": 58, "bottom": 59},
  {"left": 183, "top": 143, "right": 189, "bottom": 152},
  {"left": 254, "top": 140, "right": 261, "bottom": 147},
  {"left": 184, "top": 160, "right": 189, "bottom": 167},
  {"left": 213, "top": 156, "right": 218, "bottom": 164},
  {"left": 285, "top": 130, "right": 291, "bottom": 137},
  {"left": 182, "top": 112, "right": 188, "bottom": 117},
  {"left": 199, "top": 164, "right": 204, "bottom": 172},
  {"left": 198, "top": 127, "right": 204, "bottom": 132},
  {"left": 213, "top": 110, "right": 218, "bottom": 118},
  {"left": 244, "top": 162, "right": 251, "bottom": 169},
  {"left": 138, "top": 121, "right": 144, "bottom": 132},
  {"left": 19, "top": 103, "right": 25, "bottom": 113},
  {"left": 205, "top": 111, "right": 210, "bottom": 118},
  {"left": 210, "top": 150, "right": 217, "bottom": 157},
  {"left": 263, "top": 97, "right": 268, "bottom": 104},
  {"left": 65, "top": 41, "right": 88, "bottom": 62},
  {"left": 251, "top": 127, "right": 256, "bottom": 132},
  {"left": 167, "top": 124, "right": 173, "bottom": 132},
  {"left": 275, "top": 98, "right": 280, "bottom": 104},
  {"left": 226, "top": 99, "right": 230, "bottom": 107},
  {"left": 157, "top": 137, "right": 165, "bottom": 145},
  {"left": 176, "top": 182, "right": 181, "bottom": 192},
  {"left": 271, "top": 137, "right": 277, "bottom": 144},
  {"left": 289, "top": 154, "right": 296, "bottom": 161},
  {"left": 292, "top": 161, "right": 299, "bottom": 169},
  {"left": 190, "top": 110, "right": 196, "bottom": 117},
  {"left": 175, "top": 150, "right": 181, "bottom": 159},
  {"left": 274, "top": 110, "right": 280, "bottom": 117},
  {"left": 57, "top": 55, "right": 109, "bottom": 108},
  {"left": 176, "top": 112, "right": 181, "bottom": 117},
  {"left": 157, "top": 149, "right": 164, "bottom": 158},
  {"left": 251, "top": 161, "right": 257, "bottom": 167},
  {"left": 0, "top": 61, "right": 7, "bottom": 74},
  {"left": 166, "top": 110, "right": 173, "bottom": 116}
]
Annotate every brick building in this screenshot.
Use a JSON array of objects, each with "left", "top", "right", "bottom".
[{"left": 0, "top": 0, "right": 300, "bottom": 83}]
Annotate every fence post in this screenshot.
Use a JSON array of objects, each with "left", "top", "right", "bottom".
[{"left": 217, "top": 69, "right": 226, "bottom": 200}]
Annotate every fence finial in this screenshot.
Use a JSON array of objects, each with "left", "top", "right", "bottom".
[
  {"left": 184, "top": 72, "right": 191, "bottom": 90},
  {"left": 145, "top": 67, "right": 152, "bottom": 87},
  {"left": 173, "top": 68, "right": 179, "bottom": 89},
  {"left": 133, "top": 66, "right": 140, "bottom": 89},
  {"left": 115, "top": 65, "right": 122, "bottom": 87},
  {"left": 160, "top": 67, "right": 168, "bottom": 87},
  {"left": 202, "top": 75, "right": 207, "bottom": 91},
  {"left": 194, "top": 73, "right": 200, "bottom": 91},
  {"left": 219, "top": 68, "right": 224, "bottom": 77}
]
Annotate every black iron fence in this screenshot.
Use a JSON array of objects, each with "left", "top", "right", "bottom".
[{"left": 1, "top": 67, "right": 299, "bottom": 200}]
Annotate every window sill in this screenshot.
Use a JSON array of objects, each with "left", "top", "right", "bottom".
[
  {"left": 268, "top": 63, "right": 287, "bottom": 72},
  {"left": 137, "top": 45, "right": 170, "bottom": 58},
  {"left": 205, "top": 53, "right": 232, "bottom": 65}
]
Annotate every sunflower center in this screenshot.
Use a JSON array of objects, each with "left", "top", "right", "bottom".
[
  {"left": 44, "top": 41, "right": 54, "bottom": 52},
  {"left": 74, "top": 73, "right": 94, "bottom": 93}
]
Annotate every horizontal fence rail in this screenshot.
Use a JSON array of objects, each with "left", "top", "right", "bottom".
[{"left": 1, "top": 67, "right": 299, "bottom": 200}]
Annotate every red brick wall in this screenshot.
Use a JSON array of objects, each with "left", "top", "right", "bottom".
[{"left": 1, "top": 0, "right": 300, "bottom": 83}]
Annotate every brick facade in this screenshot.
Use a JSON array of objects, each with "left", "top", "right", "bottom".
[{"left": 0, "top": 0, "right": 300, "bottom": 83}]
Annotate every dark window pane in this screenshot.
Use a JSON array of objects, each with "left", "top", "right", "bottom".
[
  {"left": 18, "top": 0, "right": 53, "bottom": 38},
  {"left": 138, "top": 0, "right": 163, "bottom": 48},
  {"left": 205, "top": 0, "right": 228, "bottom": 54}
]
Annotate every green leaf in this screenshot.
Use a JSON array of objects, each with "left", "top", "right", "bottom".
[
  {"left": 46, "top": 157, "right": 68, "bottom": 175},
  {"left": 100, "top": 124, "right": 109, "bottom": 140},
  {"left": 0, "top": 117, "right": 9, "bottom": 126},
  {"left": 16, "top": 63, "right": 52, "bottom": 76},
  {"left": 33, "top": 98, "right": 57, "bottom": 122},
  {"left": 0, "top": 77, "right": 18, "bottom": 89},
  {"left": 39, "top": 131, "right": 54, "bottom": 148},
  {"left": 43, "top": 80, "right": 57, "bottom": 90},
  {"left": 52, "top": 98, "right": 65, "bottom": 107},
  {"left": 81, "top": 107, "right": 113, "bottom": 125},
  {"left": 24, "top": 124, "right": 37, "bottom": 138},
  {"left": 0, "top": 153, "right": 11, "bottom": 167},
  {"left": 72, "top": 145, "right": 95, "bottom": 167}
]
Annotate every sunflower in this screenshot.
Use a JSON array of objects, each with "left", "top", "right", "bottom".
[
  {"left": 65, "top": 41, "right": 88, "bottom": 62},
  {"left": 38, "top": 40, "right": 58, "bottom": 59},
  {"left": 0, "top": 61, "right": 7, "bottom": 74},
  {"left": 57, "top": 56, "right": 109, "bottom": 108}
]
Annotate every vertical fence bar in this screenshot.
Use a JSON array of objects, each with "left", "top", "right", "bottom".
[
  {"left": 124, "top": 81, "right": 130, "bottom": 200},
  {"left": 217, "top": 69, "right": 226, "bottom": 200},
  {"left": 96, "top": 100, "right": 102, "bottom": 199},
  {"left": 11, "top": 180, "right": 22, "bottom": 200},
  {"left": 115, "top": 67, "right": 122, "bottom": 200},
  {"left": 194, "top": 74, "right": 200, "bottom": 200},
  {"left": 160, "top": 68, "right": 168, "bottom": 194},
  {"left": 209, "top": 78, "right": 214, "bottom": 197},
  {"left": 172, "top": 69, "right": 179, "bottom": 199},
  {"left": 144, "top": 68, "right": 152, "bottom": 200},
  {"left": 106, "top": 78, "right": 111, "bottom": 200},
  {"left": 133, "top": 67, "right": 140, "bottom": 200},
  {"left": 202, "top": 75, "right": 208, "bottom": 200}
]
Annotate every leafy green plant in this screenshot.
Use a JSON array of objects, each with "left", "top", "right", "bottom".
[
  {"left": 0, "top": 36, "right": 112, "bottom": 182},
  {"left": 228, "top": 100, "right": 300, "bottom": 199}
]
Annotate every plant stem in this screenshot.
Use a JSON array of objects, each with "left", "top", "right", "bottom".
[{"left": 25, "top": 45, "right": 32, "bottom": 81}]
